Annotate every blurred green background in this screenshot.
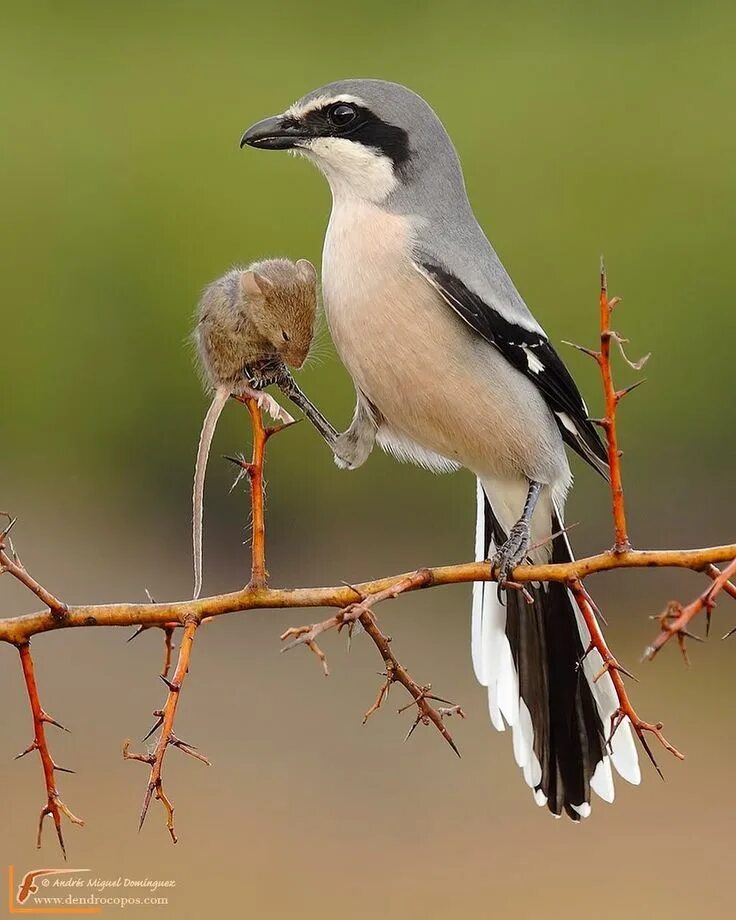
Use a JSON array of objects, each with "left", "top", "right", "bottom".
[{"left": 2, "top": 2, "right": 735, "bottom": 918}]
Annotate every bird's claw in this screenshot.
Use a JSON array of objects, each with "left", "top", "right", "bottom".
[{"left": 492, "top": 521, "right": 531, "bottom": 602}]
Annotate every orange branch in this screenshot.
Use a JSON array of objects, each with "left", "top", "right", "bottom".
[
  {"left": 1, "top": 515, "right": 67, "bottom": 619},
  {"left": 568, "top": 579, "right": 683, "bottom": 776},
  {"left": 123, "top": 615, "right": 208, "bottom": 843},
  {"left": 16, "top": 643, "right": 83, "bottom": 858},
  {"left": 281, "top": 570, "right": 465, "bottom": 755},
  {"left": 597, "top": 266, "right": 631, "bottom": 553},
  {"left": 645, "top": 555, "right": 736, "bottom": 661},
  {"left": 243, "top": 398, "right": 268, "bottom": 588}
]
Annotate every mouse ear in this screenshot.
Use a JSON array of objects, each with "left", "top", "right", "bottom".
[
  {"left": 240, "top": 270, "right": 272, "bottom": 298},
  {"left": 296, "top": 259, "right": 317, "bottom": 285}
]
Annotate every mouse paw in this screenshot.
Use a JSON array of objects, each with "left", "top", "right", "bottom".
[{"left": 253, "top": 391, "right": 294, "bottom": 425}]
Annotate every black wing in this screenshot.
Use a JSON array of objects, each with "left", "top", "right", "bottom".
[{"left": 416, "top": 260, "right": 609, "bottom": 478}]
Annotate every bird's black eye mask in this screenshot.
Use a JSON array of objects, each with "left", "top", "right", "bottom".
[{"left": 283, "top": 102, "right": 412, "bottom": 170}]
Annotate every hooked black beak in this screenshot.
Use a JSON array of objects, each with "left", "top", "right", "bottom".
[{"left": 239, "top": 115, "right": 306, "bottom": 150}]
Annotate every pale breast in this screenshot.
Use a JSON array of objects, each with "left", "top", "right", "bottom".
[{"left": 321, "top": 200, "right": 568, "bottom": 486}]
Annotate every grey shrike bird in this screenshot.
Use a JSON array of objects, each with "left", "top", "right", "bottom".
[{"left": 241, "top": 79, "right": 640, "bottom": 819}]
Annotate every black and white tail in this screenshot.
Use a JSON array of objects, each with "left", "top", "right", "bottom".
[{"left": 472, "top": 479, "right": 640, "bottom": 819}]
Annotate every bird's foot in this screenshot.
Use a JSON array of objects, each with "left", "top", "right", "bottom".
[
  {"left": 492, "top": 521, "right": 531, "bottom": 600},
  {"left": 244, "top": 360, "right": 283, "bottom": 390}
]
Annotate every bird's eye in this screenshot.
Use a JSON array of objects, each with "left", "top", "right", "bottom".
[
  {"left": 328, "top": 103, "right": 357, "bottom": 128},
  {"left": 282, "top": 330, "right": 290, "bottom": 342}
]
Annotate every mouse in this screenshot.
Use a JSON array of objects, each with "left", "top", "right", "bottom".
[{"left": 192, "top": 257, "right": 319, "bottom": 599}]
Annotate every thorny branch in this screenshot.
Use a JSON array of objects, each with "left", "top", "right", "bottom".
[
  {"left": 565, "top": 260, "right": 649, "bottom": 553},
  {"left": 2, "top": 266, "right": 735, "bottom": 854},
  {"left": 644, "top": 556, "right": 736, "bottom": 663},
  {"left": 123, "top": 616, "right": 208, "bottom": 843},
  {"left": 568, "top": 579, "right": 683, "bottom": 778},
  {"left": 281, "top": 570, "right": 465, "bottom": 755},
  {"left": 15, "top": 642, "right": 83, "bottom": 858}
]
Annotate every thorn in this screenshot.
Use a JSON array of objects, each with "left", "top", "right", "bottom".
[
  {"left": 615, "top": 378, "right": 647, "bottom": 400},
  {"left": 14, "top": 741, "right": 37, "bottom": 759},
  {"left": 160, "top": 675, "right": 179, "bottom": 692},
  {"left": 636, "top": 731, "right": 665, "bottom": 781},
  {"left": 403, "top": 713, "right": 423, "bottom": 743},
  {"left": 264, "top": 418, "right": 302, "bottom": 439},
  {"left": 0, "top": 515, "right": 17, "bottom": 540},
  {"left": 127, "top": 625, "right": 148, "bottom": 643},
  {"left": 40, "top": 711, "right": 71, "bottom": 732},
  {"left": 138, "top": 783, "right": 155, "bottom": 832},
  {"left": 679, "top": 628, "right": 704, "bottom": 643},
  {"left": 444, "top": 732, "right": 462, "bottom": 759},
  {"left": 52, "top": 762, "right": 76, "bottom": 774},
  {"left": 722, "top": 626, "right": 736, "bottom": 640},
  {"left": 170, "top": 736, "right": 212, "bottom": 766},
  {"left": 142, "top": 712, "right": 164, "bottom": 742},
  {"left": 561, "top": 340, "right": 601, "bottom": 360},
  {"left": 593, "top": 659, "right": 638, "bottom": 683},
  {"left": 223, "top": 454, "right": 253, "bottom": 472}
]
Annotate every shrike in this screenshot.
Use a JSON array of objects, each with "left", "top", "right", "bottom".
[{"left": 241, "top": 79, "right": 640, "bottom": 819}]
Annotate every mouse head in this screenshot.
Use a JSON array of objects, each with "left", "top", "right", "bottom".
[{"left": 241, "top": 258, "right": 318, "bottom": 368}]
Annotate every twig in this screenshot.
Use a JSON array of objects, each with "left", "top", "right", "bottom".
[
  {"left": 565, "top": 261, "right": 648, "bottom": 553},
  {"left": 0, "top": 514, "right": 67, "bottom": 619},
  {"left": 229, "top": 398, "right": 297, "bottom": 589},
  {"left": 281, "top": 570, "right": 465, "bottom": 755},
  {"left": 568, "top": 579, "right": 683, "bottom": 777},
  {"left": 645, "top": 556, "right": 736, "bottom": 661},
  {"left": 123, "top": 616, "right": 208, "bottom": 843},
  {"left": 127, "top": 622, "right": 179, "bottom": 679},
  {"left": 16, "top": 643, "right": 83, "bottom": 858}
]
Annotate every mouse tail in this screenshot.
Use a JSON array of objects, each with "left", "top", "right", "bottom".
[{"left": 193, "top": 387, "right": 229, "bottom": 599}]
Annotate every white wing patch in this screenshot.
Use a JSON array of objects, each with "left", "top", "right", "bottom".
[{"left": 523, "top": 345, "right": 545, "bottom": 374}]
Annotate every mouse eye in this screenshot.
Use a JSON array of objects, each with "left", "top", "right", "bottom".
[
  {"left": 281, "top": 330, "right": 290, "bottom": 342},
  {"left": 327, "top": 103, "right": 357, "bottom": 128}
]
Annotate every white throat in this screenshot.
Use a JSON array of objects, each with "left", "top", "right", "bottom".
[{"left": 299, "top": 138, "right": 398, "bottom": 204}]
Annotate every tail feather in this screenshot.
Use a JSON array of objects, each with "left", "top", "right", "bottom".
[{"left": 472, "top": 478, "right": 640, "bottom": 819}]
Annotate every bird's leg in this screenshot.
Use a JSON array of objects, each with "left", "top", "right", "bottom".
[
  {"left": 493, "top": 480, "right": 543, "bottom": 598},
  {"left": 273, "top": 368, "right": 339, "bottom": 447},
  {"left": 332, "top": 392, "right": 379, "bottom": 470}
]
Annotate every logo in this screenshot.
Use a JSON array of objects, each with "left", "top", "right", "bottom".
[
  {"left": 9, "top": 866, "right": 99, "bottom": 914},
  {"left": 8, "top": 866, "right": 174, "bottom": 913}
]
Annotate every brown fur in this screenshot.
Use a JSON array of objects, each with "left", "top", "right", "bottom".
[
  {"left": 193, "top": 258, "right": 317, "bottom": 392},
  {"left": 192, "top": 258, "right": 318, "bottom": 600}
]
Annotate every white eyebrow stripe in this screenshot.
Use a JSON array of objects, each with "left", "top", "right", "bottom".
[{"left": 285, "top": 94, "right": 367, "bottom": 120}]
